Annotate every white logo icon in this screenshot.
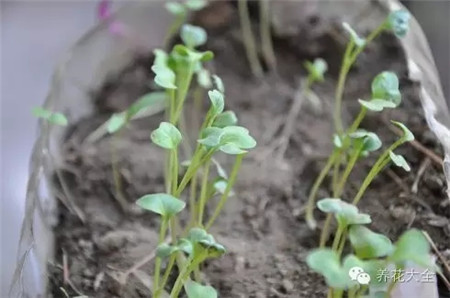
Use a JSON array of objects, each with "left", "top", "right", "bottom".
[{"left": 348, "top": 266, "right": 371, "bottom": 285}]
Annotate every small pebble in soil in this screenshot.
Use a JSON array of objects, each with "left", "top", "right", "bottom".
[{"left": 282, "top": 278, "right": 294, "bottom": 293}]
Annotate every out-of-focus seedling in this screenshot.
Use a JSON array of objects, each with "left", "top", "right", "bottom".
[{"left": 32, "top": 107, "right": 68, "bottom": 126}]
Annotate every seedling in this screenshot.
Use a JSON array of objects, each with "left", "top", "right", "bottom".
[
  {"left": 308, "top": 199, "right": 436, "bottom": 297},
  {"left": 32, "top": 107, "right": 68, "bottom": 126},
  {"left": 136, "top": 24, "right": 256, "bottom": 297}
]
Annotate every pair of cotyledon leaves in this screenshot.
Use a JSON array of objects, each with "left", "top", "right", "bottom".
[
  {"left": 359, "top": 71, "right": 401, "bottom": 112},
  {"left": 156, "top": 229, "right": 225, "bottom": 274},
  {"left": 342, "top": 10, "right": 410, "bottom": 49},
  {"left": 304, "top": 58, "right": 328, "bottom": 82},
  {"left": 307, "top": 229, "right": 433, "bottom": 289}
]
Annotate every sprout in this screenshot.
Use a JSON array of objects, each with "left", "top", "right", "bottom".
[
  {"left": 165, "top": 2, "right": 186, "bottom": 15},
  {"left": 185, "top": 0, "right": 208, "bottom": 11},
  {"left": 136, "top": 193, "right": 185, "bottom": 217},
  {"left": 196, "top": 68, "right": 212, "bottom": 89},
  {"left": 349, "top": 226, "right": 393, "bottom": 258},
  {"left": 349, "top": 130, "right": 382, "bottom": 153},
  {"left": 391, "top": 121, "right": 414, "bottom": 142},
  {"left": 32, "top": 107, "right": 68, "bottom": 126},
  {"left": 317, "top": 198, "right": 371, "bottom": 226},
  {"left": 212, "top": 75, "right": 225, "bottom": 93},
  {"left": 198, "top": 126, "right": 257, "bottom": 155},
  {"left": 304, "top": 58, "right": 328, "bottom": 82},
  {"left": 151, "top": 122, "right": 182, "bottom": 150},
  {"left": 152, "top": 65, "right": 177, "bottom": 90},
  {"left": 333, "top": 134, "right": 343, "bottom": 149},
  {"left": 184, "top": 280, "right": 218, "bottom": 298},
  {"left": 371, "top": 71, "right": 401, "bottom": 106},
  {"left": 386, "top": 10, "right": 411, "bottom": 38},
  {"left": 342, "top": 22, "right": 366, "bottom": 48},
  {"left": 389, "top": 151, "right": 411, "bottom": 172}
]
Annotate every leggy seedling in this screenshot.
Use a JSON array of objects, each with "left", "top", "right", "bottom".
[
  {"left": 137, "top": 24, "right": 256, "bottom": 297},
  {"left": 259, "top": 0, "right": 276, "bottom": 70}
]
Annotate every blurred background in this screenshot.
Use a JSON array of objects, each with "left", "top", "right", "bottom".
[{"left": 0, "top": 1, "right": 448, "bottom": 297}]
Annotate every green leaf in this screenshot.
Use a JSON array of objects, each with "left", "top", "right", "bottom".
[
  {"left": 391, "top": 121, "right": 414, "bottom": 142},
  {"left": 156, "top": 243, "right": 181, "bottom": 258},
  {"left": 371, "top": 72, "right": 401, "bottom": 106},
  {"left": 151, "top": 122, "right": 182, "bottom": 149},
  {"left": 181, "top": 24, "right": 207, "bottom": 49},
  {"left": 212, "top": 111, "right": 238, "bottom": 128},
  {"left": 173, "top": 45, "right": 214, "bottom": 63},
  {"left": 107, "top": 112, "right": 127, "bottom": 133},
  {"left": 349, "top": 226, "right": 394, "bottom": 258},
  {"left": 306, "top": 249, "right": 350, "bottom": 289},
  {"left": 153, "top": 49, "right": 169, "bottom": 68},
  {"left": 196, "top": 68, "right": 212, "bottom": 89},
  {"left": 187, "top": 228, "right": 226, "bottom": 257},
  {"left": 390, "top": 229, "right": 434, "bottom": 269},
  {"left": 358, "top": 99, "right": 397, "bottom": 112},
  {"left": 208, "top": 90, "right": 225, "bottom": 116},
  {"left": 212, "top": 75, "right": 225, "bottom": 93},
  {"left": 152, "top": 65, "right": 177, "bottom": 89},
  {"left": 212, "top": 159, "right": 228, "bottom": 179},
  {"left": 198, "top": 127, "right": 224, "bottom": 147},
  {"left": 32, "top": 107, "right": 68, "bottom": 126},
  {"left": 136, "top": 193, "right": 186, "bottom": 217},
  {"left": 165, "top": 2, "right": 186, "bottom": 15},
  {"left": 185, "top": 280, "right": 217, "bottom": 298},
  {"left": 304, "top": 58, "right": 328, "bottom": 82},
  {"left": 342, "top": 22, "right": 366, "bottom": 47},
  {"left": 220, "top": 126, "right": 256, "bottom": 149},
  {"left": 127, "top": 92, "right": 166, "bottom": 118},
  {"left": 389, "top": 151, "right": 411, "bottom": 172},
  {"left": 219, "top": 143, "right": 247, "bottom": 155},
  {"left": 386, "top": 10, "right": 410, "bottom": 38},
  {"left": 317, "top": 198, "right": 371, "bottom": 226},
  {"left": 333, "top": 134, "right": 343, "bottom": 148},
  {"left": 185, "top": 0, "right": 208, "bottom": 11},
  {"left": 349, "top": 129, "right": 382, "bottom": 152}
]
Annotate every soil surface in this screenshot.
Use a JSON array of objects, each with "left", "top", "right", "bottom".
[{"left": 49, "top": 2, "right": 449, "bottom": 298}]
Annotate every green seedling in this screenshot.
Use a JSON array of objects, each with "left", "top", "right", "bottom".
[
  {"left": 136, "top": 24, "right": 256, "bottom": 297},
  {"left": 238, "top": 0, "right": 263, "bottom": 78},
  {"left": 32, "top": 107, "right": 68, "bottom": 126},
  {"left": 164, "top": 0, "right": 208, "bottom": 48},
  {"left": 334, "top": 10, "right": 410, "bottom": 134},
  {"left": 308, "top": 200, "right": 436, "bottom": 298},
  {"left": 306, "top": 70, "right": 405, "bottom": 231}
]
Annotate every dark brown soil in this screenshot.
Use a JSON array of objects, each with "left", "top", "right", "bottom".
[{"left": 49, "top": 2, "right": 449, "bottom": 298}]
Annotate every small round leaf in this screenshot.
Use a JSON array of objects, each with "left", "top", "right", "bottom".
[
  {"left": 349, "top": 129, "right": 382, "bottom": 152},
  {"left": 185, "top": 0, "right": 208, "bottom": 11},
  {"left": 181, "top": 24, "right": 207, "bottom": 49},
  {"left": 349, "top": 226, "right": 393, "bottom": 258},
  {"left": 389, "top": 151, "right": 411, "bottom": 172},
  {"left": 220, "top": 126, "right": 256, "bottom": 149},
  {"left": 304, "top": 58, "right": 328, "bottom": 82},
  {"left": 165, "top": 2, "right": 186, "bottom": 15},
  {"left": 386, "top": 10, "right": 410, "bottom": 38},
  {"left": 358, "top": 99, "right": 397, "bottom": 112},
  {"left": 306, "top": 248, "right": 350, "bottom": 289},
  {"left": 156, "top": 243, "right": 180, "bottom": 258},
  {"left": 212, "top": 75, "right": 225, "bottom": 93},
  {"left": 32, "top": 107, "right": 68, "bottom": 126},
  {"left": 184, "top": 280, "right": 218, "bottom": 298},
  {"left": 151, "top": 122, "right": 182, "bottom": 150},
  {"left": 212, "top": 111, "right": 238, "bottom": 128},
  {"left": 136, "top": 193, "right": 185, "bottom": 217},
  {"left": 196, "top": 68, "right": 212, "bottom": 89},
  {"left": 151, "top": 65, "right": 177, "bottom": 89},
  {"left": 391, "top": 229, "right": 434, "bottom": 269},
  {"left": 371, "top": 72, "right": 401, "bottom": 106}
]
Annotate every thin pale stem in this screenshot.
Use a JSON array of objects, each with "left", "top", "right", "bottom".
[
  {"left": 111, "top": 132, "right": 128, "bottom": 211},
  {"left": 320, "top": 214, "right": 333, "bottom": 248},
  {"left": 170, "top": 254, "right": 206, "bottom": 298},
  {"left": 188, "top": 172, "right": 198, "bottom": 230},
  {"left": 352, "top": 139, "right": 403, "bottom": 205},
  {"left": 198, "top": 159, "right": 212, "bottom": 226},
  {"left": 305, "top": 151, "right": 338, "bottom": 229},
  {"left": 205, "top": 153, "right": 245, "bottom": 230},
  {"left": 335, "top": 144, "right": 363, "bottom": 197},
  {"left": 154, "top": 218, "right": 169, "bottom": 295},
  {"left": 173, "top": 62, "right": 195, "bottom": 124},
  {"left": 155, "top": 254, "right": 176, "bottom": 297},
  {"left": 331, "top": 224, "right": 344, "bottom": 251},
  {"left": 337, "top": 228, "right": 347, "bottom": 257},
  {"left": 259, "top": 0, "right": 276, "bottom": 69},
  {"left": 171, "top": 149, "right": 179, "bottom": 195},
  {"left": 238, "top": 0, "right": 263, "bottom": 78}
]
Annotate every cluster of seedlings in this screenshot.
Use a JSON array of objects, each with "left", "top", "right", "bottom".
[{"left": 32, "top": 1, "right": 441, "bottom": 297}]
